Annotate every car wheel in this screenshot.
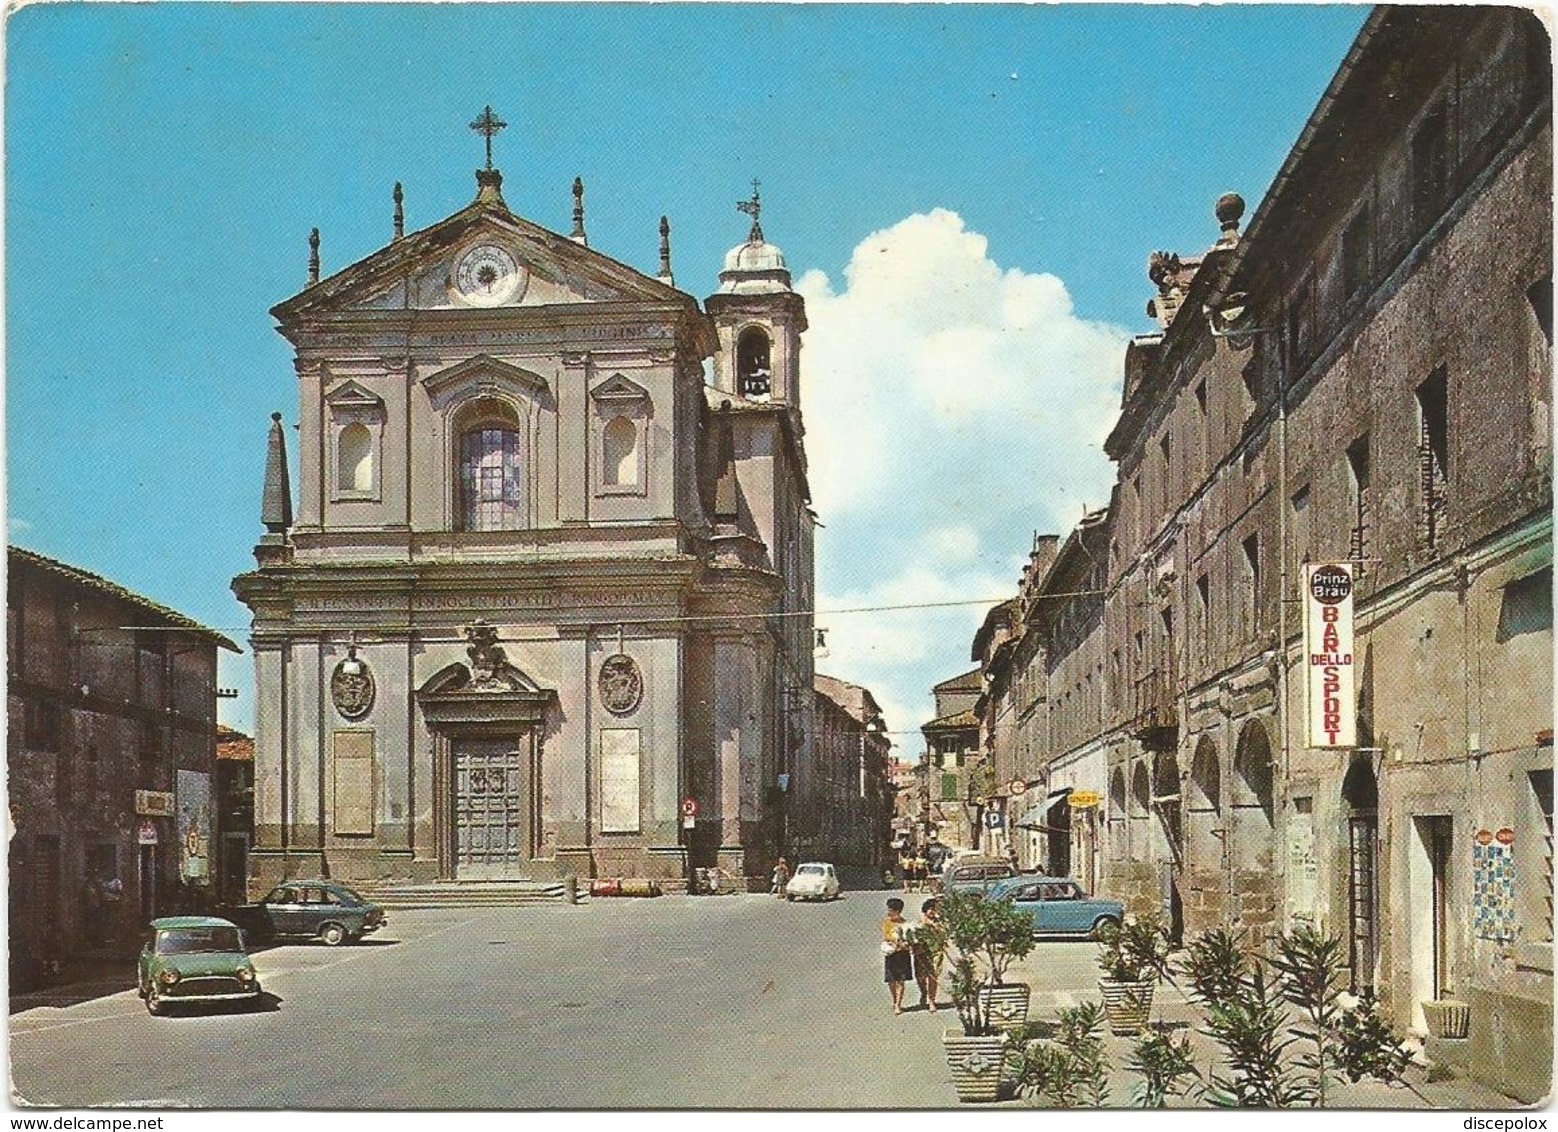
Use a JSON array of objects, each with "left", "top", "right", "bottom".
[
  {"left": 1090, "top": 916, "right": 1120, "bottom": 941},
  {"left": 145, "top": 986, "right": 165, "bottom": 1016},
  {"left": 319, "top": 922, "right": 347, "bottom": 947}
]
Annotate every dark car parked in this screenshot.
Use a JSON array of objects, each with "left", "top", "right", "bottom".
[
  {"left": 227, "top": 879, "right": 386, "bottom": 946},
  {"left": 940, "top": 857, "right": 1019, "bottom": 897}
]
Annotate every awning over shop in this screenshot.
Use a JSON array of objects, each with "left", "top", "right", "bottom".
[{"left": 1015, "top": 804, "right": 1048, "bottom": 831}]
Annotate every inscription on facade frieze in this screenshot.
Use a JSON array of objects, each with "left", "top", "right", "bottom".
[
  {"left": 297, "top": 595, "right": 393, "bottom": 611},
  {"left": 417, "top": 592, "right": 560, "bottom": 610}
]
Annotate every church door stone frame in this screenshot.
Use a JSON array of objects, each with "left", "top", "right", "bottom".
[{"left": 416, "top": 637, "right": 558, "bottom": 882}]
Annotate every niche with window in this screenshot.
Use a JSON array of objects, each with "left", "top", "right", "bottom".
[
  {"left": 326, "top": 381, "right": 386, "bottom": 502},
  {"left": 590, "top": 374, "right": 652, "bottom": 497},
  {"left": 456, "top": 398, "right": 526, "bottom": 532}
]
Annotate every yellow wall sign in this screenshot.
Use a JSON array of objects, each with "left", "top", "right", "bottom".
[{"left": 1068, "top": 791, "right": 1102, "bottom": 809}]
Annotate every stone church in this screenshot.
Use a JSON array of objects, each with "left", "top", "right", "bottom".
[{"left": 233, "top": 116, "right": 815, "bottom": 892}]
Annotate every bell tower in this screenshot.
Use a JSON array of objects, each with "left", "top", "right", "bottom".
[{"left": 705, "top": 182, "right": 808, "bottom": 409}]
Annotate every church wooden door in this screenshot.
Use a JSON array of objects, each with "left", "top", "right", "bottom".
[{"left": 452, "top": 739, "right": 529, "bottom": 880}]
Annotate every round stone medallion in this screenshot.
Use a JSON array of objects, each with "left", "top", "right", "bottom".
[{"left": 598, "top": 653, "right": 643, "bottom": 716}]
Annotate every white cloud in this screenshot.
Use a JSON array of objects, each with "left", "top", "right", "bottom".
[{"left": 800, "top": 209, "right": 1126, "bottom": 739}]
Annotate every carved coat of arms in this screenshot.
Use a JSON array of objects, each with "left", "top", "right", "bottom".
[
  {"left": 598, "top": 654, "right": 643, "bottom": 715},
  {"left": 331, "top": 654, "right": 375, "bottom": 720}
]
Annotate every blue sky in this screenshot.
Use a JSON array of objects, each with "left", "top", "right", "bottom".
[{"left": 6, "top": 3, "right": 1369, "bottom": 742}]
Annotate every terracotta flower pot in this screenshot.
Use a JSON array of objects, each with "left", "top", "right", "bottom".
[
  {"left": 977, "top": 983, "right": 1032, "bottom": 1034},
  {"left": 942, "top": 1029, "right": 1010, "bottom": 1103},
  {"left": 1098, "top": 978, "right": 1155, "bottom": 1036},
  {"left": 1423, "top": 998, "right": 1471, "bottom": 1040}
]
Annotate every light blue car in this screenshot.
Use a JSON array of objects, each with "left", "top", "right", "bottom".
[{"left": 986, "top": 875, "right": 1123, "bottom": 939}]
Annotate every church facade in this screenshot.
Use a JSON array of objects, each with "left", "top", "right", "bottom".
[{"left": 233, "top": 132, "right": 815, "bottom": 892}]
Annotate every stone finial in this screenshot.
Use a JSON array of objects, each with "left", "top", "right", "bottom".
[
  {"left": 657, "top": 215, "right": 674, "bottom": 286},
  {"left": 308, "top": 228, "right": 321, "bottom": 285},
  {"left": 261, "top": 412, "right": 293, "bottom": 533},
  {"left": 1216, "top": 192, "right": 1245, "bottom": 245},
  {"left": 570, "top": 177, "right": 587, "bottom": 244},
  {"left": 393, "top": 182, "right": 405, "bottom": 241}
]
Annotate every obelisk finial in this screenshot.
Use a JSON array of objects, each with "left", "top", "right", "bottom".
[
  {"left": 657, "top": 215, "right": 674, "bottom": 286},
  {"left": 307, "top": 228, "right": 320, "bottom": 285},
  {"left": 571, "top": 176, "right": 588, "bottom": 244},
  {"left": 393, "top": 182, "right": 404, "bottom": 241}
]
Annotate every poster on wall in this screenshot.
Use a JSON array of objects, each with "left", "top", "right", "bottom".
[
  {"left": 1472, "top": 827, "right": 1517, "bottom": 942},
  {"left": 1285, "top": 807, "right": 1318, "bottom": 922},
  {"left": 1302, "top": 563, "right": 1356, "bottom": 748},
  {"left": 176, "top": 769, "right": 212, "bottom": 884}
]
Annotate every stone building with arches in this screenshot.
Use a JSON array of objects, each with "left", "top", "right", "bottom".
[
  {"left": 233, "top": 145, "right": 817, "bottom": 894},
  {"left": 973, "top": 8, "right": 1550, "bottom": 1099}
]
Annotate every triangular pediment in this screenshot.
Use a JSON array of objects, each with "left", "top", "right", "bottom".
[
  {"left": 590, "top": 373, "right": 651, "bottom": 405},
  {"left": 323, "top": 379, "right": 385, "bottom": 413},
  {"left": 271, "top": 195, "right": 691, "bottom": 324},
  {"left": 421, "top": 355, "right": 549, "bottom": 407}
]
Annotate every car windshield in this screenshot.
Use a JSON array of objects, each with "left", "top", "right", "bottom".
[
  {"left": 158, "top": 927, "right": 243, "bottom": 954},
  {"left": 333, "top": 885, "right": 365, "bottom": 903},
  {"left": 796, "top": 865, "right": 825, "bottom": 876}
]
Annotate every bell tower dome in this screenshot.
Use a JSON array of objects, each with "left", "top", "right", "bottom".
[{"left": 706, "top": 181, "right": 807, "bottom": 408}]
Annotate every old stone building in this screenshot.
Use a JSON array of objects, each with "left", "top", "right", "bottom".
[
  {"left": 7, "top": 547, "right": 238, "bottom": 991},
  {"left": 969, "top": 7, "right": 1551, "bottom": 1100},
  {"left": 918, "top": 667, "right": 984, "bottom": 852},
  {"left": 232, "top": 126, "right": 815, "bottom": 893},
  {"left": 812, "top": 673, "right": 891, "bottom": 870}
]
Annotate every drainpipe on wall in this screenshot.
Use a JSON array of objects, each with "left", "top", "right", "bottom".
[{"left": 1275, "top": 305, "right": 1293, "bottom": 934}]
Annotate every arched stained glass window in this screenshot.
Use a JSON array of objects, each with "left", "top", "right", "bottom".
[{"left": 457, "top": 399, "right": 524, "bottom": 531}]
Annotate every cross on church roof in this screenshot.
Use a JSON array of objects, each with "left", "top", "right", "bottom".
[
  {"left": 469, "top": 105, "right": 507, "bottom": 171},
  {"left": 736, "top": 178, "right": 764, "bottom": 243}
]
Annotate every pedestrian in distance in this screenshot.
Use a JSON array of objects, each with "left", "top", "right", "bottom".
[
  {"left": 881, "top": 897, "right": 914, "bottom": 1015},
  {"left": 912, "top": 898, "right": 944, "bottom": 1012},
  {"left": 772, "top": 856, "right": 790, "bottom": 898},
  {"left": 899, "top": 854, "right": 913, "bottom": 893}
]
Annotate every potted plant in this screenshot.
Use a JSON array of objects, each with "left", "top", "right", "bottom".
[
  {"left": 1421, "top": 990, "right": 1471, "bottom": 1040},
  {"left": 925, "top": 891, "right": 1037, "bottom": 1102},
  {"left": 1096, "top": 913, "right": 1170, "bottom": 1036}
]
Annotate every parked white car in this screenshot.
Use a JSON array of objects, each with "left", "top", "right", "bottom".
[{"left": 785, "top": 862, "right": 840, "bottom": 902}]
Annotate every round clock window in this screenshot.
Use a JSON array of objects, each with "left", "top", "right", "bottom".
[{"left": 454, "top": 243, "right": 526, "bottom": 306}]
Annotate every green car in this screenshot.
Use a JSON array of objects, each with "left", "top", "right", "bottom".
[{"left": 137, "top": 916, "right": 262, "bottom": 1016}]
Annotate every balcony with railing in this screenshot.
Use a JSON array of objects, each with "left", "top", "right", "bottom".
[{"left": 1128, "top": 664, "right": 1179, "bottom": 750}]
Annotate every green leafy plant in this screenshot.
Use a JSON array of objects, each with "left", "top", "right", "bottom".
[
  {"left": 1178, "top": 928, "right": 1250, "bottom": 1007},
  {"left": 1201, "top": 964, "right": 1314, "bottom": 1107},
  {"left": 1013, "top": 1001, "right": 1111, "bottom": 1107},
  {"left": 1096, "top": 914, "right": 1172, "bottom": 984},
  {"left": 1337, "top": 992, "right": 1413, "bottom": 1085},
  {"left": 1127, "top": 1028, "right": 1202, "bottom": 1107},
  {"left": 1269, "top": 925, "right": 1348, "bottom": 1105},
  {"left": 926, "top": 891, "right": 1038, "bottom": 1036}
]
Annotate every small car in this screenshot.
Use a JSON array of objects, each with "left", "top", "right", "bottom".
[
  {"left": 137, "top": 916, "right": 261, "bottom": 1016},
  {"left": 986, "top": 875, "right": 1124, "bottom": 938},
  {"left": 785, "top": 862, "right": 840, "bottom": 901},
  {"left": 228, "top": 879, "right": 386, "bottom": 946},
  {"left": 941, "top": 857, "right": 1018, "bottom": 897}
]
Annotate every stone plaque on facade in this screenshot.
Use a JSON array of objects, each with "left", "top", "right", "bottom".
[
  {"left": 331, "top": 653, "right": 376, "bottom": 720},
  {"left": 598, "top": 653, "right": 643, "bottom": 715},
  {"left": 600, "top": 728, "right": 641, "bottom": 833}
]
